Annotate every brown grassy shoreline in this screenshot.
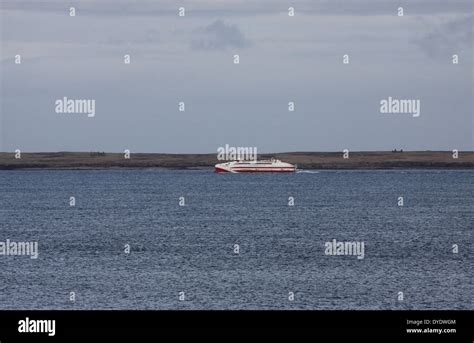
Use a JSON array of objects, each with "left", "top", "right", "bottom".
[{"left": 0, "top": 151, "right": 473, "bottom": 170}]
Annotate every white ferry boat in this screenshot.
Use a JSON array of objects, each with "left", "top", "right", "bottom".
[{"left": 215, "top": 159, "right": 296, "bottom": 173}]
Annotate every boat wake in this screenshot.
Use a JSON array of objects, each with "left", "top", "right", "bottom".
[{"left": 296, "top": 170, "right": 320, "bottom": 174}]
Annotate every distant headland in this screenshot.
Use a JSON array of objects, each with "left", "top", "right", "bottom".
[{"left": 0, "top": 151, "right": 473, "bottom": 170}]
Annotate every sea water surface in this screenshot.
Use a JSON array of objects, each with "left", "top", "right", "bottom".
[{"left": 0, "top": 169, "right": 472, "bottom": 309}]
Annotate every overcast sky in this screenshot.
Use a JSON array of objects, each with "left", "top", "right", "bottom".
[{"left": 1, "top": 0, "right": 472, "bottom": 153}]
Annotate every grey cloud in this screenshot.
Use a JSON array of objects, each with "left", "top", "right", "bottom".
[
  {"left": 414, "top": 15, "right": 473, "bottom": 59},
  {"left": 190, "top": 20, "right": 250, "bottom": 50}
]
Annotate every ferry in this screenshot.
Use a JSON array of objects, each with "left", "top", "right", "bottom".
[{"left": 215, "top": 159, "right": 296, "bottom": 173}]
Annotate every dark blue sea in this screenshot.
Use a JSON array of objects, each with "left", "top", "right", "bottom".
[{"left": 0, "top": 169, "right": 472, "bottom": 309}]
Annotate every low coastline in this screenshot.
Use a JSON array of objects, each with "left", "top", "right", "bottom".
[{"left": 0, "top": 151, "right": 473, "bottom": 170}]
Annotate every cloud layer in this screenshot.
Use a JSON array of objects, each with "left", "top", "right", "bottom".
[
  {"left": 415, "top": 14, "right": 473, "bottom": 59},
  {"left": 1, "top": 1, "right": 472, "bottom": 152},
  {"left": 191, "top": 20, "right": 250, "bottom": 50}
]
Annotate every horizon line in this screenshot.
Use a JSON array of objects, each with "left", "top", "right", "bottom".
[{"left": 1, "top": 150, "right": 473, "bottom": 154}]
